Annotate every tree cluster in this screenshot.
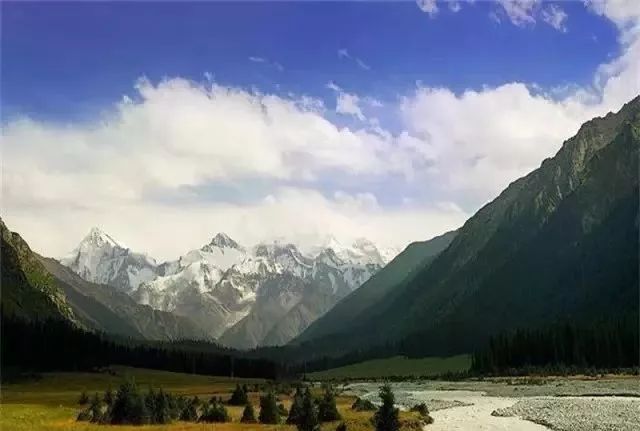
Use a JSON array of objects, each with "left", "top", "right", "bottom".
[
  {"left": 1, "top": 312, "right": 281, "bottom": 380},
  {"left": 76, "top": 380, "right": 231, "bottom": 425},
  {"left": 471, "top": 314, "right": 639, "bottom": 374}
]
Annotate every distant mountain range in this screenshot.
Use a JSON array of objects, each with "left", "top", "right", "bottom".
[
  {"left": 291, "top": 95, "right": 640, "bottom": 359},
  {"left": 60, "top": 228, "right": 397, "bottom": 348},
  {"left": 0, "top": 218, "right": 206, "bottom": 341}
]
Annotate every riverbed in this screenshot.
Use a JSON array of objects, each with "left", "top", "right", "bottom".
[{"left": 344, "top": 377, "right": 640, "bottom": 430}]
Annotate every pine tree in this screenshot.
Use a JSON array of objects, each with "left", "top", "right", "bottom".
[
  {"left": 258, "top": 390, "right": 280, "bottom": 424},
  {"left": 229, "top": 383, "right": 249, "bottom": 405},
  {"left": 297, "top": 387, "right": 319, "bottom": 431},
  {"left": 318, "top": 384, "right": 341, "bottom": 422},
  {"left": 373, "top": 385, "right": 399, "bottom": 431},
  {"left": 241, "top": 403, "right": 257, "bottom": 423},
  {"left": 287, "top": 386, "right": 304, "bottom": 424}
]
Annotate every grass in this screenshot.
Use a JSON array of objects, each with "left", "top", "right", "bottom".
[
  {"left": 0, "top": 366, "right": 426, "bottom": 431},
  {"left": 307, "top": 355, "right": 471, "bottom": 380}
]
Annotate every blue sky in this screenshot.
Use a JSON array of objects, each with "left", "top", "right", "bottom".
[
  {"left": 2, "top": 1, "right": 639, "bottom": 260},
  {"left": 1, "top": 1, "right": 619, "bottom": 122}
]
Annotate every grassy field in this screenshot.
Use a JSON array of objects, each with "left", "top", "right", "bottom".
[
  {"left": 307, "top": 355, "right": 471, "bottom": 380},
  {"left": 0, "top": 366, "right": 425, "bottom": 431}
]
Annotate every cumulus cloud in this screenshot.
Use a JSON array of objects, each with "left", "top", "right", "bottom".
[
  {"left": 2, "top": 1, "right": 639, "bottom": 261},
  {"left": 400, "top": 13, "right": 640, "bottom": 204},
  {"left": 1, "top": 78, "right": 447, "bottom": 258}
]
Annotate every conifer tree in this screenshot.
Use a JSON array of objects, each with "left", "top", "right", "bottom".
[
  {"left": 297, "top": 387, "right": 319, "bottom": 431},
  {"left": 258, "top": 390, "right": 280, "bottom": 424},
  {"left": 287, "top": 386, "right": 304, "bottom": 424},
  {"left": 110, "top": 380, "right": 149, "bottom": 425},
  {"left": 229, "top": 383, "right": 249, "bottom": 405},
  {"left": 373, "top": 385, "right": 399, "bottom": 431},
  {"left": 78, "top": 391, "right": 89, "bottom": 405},
  {"left": 241, "top": 403, "right": 257, "bottom": 423},
  {"left": 318, "top": 384, "right": 341, "bottom": 422}
]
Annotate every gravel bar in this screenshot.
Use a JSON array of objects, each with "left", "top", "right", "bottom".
[{"left": 492, "top": 396, "right": 640, "bottom": 431}]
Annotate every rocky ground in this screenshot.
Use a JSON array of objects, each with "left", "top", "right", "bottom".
[
  {"left": 493, "top": 396, "right": 640, "bottom": 431},
  {"left": 345, "top": 376, "right": 640, "bottom": 430}
]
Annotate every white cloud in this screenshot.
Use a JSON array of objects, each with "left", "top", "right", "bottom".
[
  {"left": 3, "top": 187, "right": 468, "bottom": 262},
  {"left": 327, "top": 81, "right": 366, "bottom": 121},
  {"left": 249, "top": 56, "right": 284, "bottom": 71},
  {"left": 496, "top": 0, "right": 539, "bottom": 27},
  {"left": 2, "top": 1, "right": 639, "bottom": 262},
  {"left": 400, "top": 23, "right": 640, "bottom": 204},
  {"left": 336, "top": 93, "right": 366, "bottom": 121},
  {"left": 416, "top": 0, "right": 439, "bottom": 16},
  {"left": 541, "top": 4, "right": 568, "bottom": 32}
]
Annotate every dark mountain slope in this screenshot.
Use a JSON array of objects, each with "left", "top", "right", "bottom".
[
  {"left": 0, "top": 218, "right": 76, "bottom": 322},
  {"left": 39, "top": 257, "right": 208, "bottom": 341},
  {"left": 297, "top": 96, "right": 640, "bottom": 358},
  {"left": 293, "top": 230, "right": 457, "bottom": 344}
]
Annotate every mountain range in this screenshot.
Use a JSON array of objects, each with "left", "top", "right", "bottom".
[
  {"left": 3, "top": 95, "right": 637, "bottom": 364},
  {"left": 289, "top": 94, "right": 640, "bottom": 360},
  {"left": 60, "top": 228, "right": 397, "bottom": 348}
]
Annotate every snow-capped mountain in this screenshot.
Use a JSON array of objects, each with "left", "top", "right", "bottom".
[
  {"left": 62, "top": 228, "right": 397, "bottom": 348},
  {"left": 60, "top": 227, "right": 158, "bottom": 293}
]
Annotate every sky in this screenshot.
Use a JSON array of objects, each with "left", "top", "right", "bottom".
[{"left": 1, "top": 0, "right": 639, "bottom": 261}]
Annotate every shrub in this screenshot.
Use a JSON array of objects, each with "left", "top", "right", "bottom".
[
  {"left": 373, "top": 385, "right": 399, "bottom": 431},
  {"left": 259, "top": 390, "right": 280, "bottom": 424},
  {"left": 241, "top": 403, "right": 257, "bottom": 423},
  {"left": 78, "top": 391, "right": 89, "bottom": 405},
  {"left": 318, "top": 384, "right": 341, "bottom": 422},
  {"left": 410, "top": 403, "right": 429, "bottom": 417},
  {"left": 200, "top": 399, "right": 229, "bottom": 423},
  {"left": 351, "top": 397, "right": 376, "bottom": 411},
  {"left": 77, "top": 409, "right": 92, "bottom": 421},
  {"left": 89, "top": 393, "right": 104, "bottom": 423},
  {"left": 336, "top": 422, "right": 347, "bottom": 431},
  {"left": 104, "top": 387, "right": 114, "bottom": 406},
  {"left": 179, "top": 397, "right": 199, "bottom": 422}
]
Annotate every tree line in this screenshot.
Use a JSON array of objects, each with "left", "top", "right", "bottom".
[
  {"left": 0, "top": 312, "right": 282, "bottom": 380},
  {"left": 471, "top": 313, "right": 639, "bottom": 374}
]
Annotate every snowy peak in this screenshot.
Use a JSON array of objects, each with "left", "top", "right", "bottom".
[
  {"left": 61, "top": 227, "right": 158, "bottom": 292},
  {"left": 83, "top": 226, "right": 123, "bottom": 249},
  {"left": 205, "top": 232, "right": 241, "bottom": 250}
]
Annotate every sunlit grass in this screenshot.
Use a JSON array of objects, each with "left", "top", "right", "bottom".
[{"left": 0, "top": 367, "right": 424, "bottom": 431}]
